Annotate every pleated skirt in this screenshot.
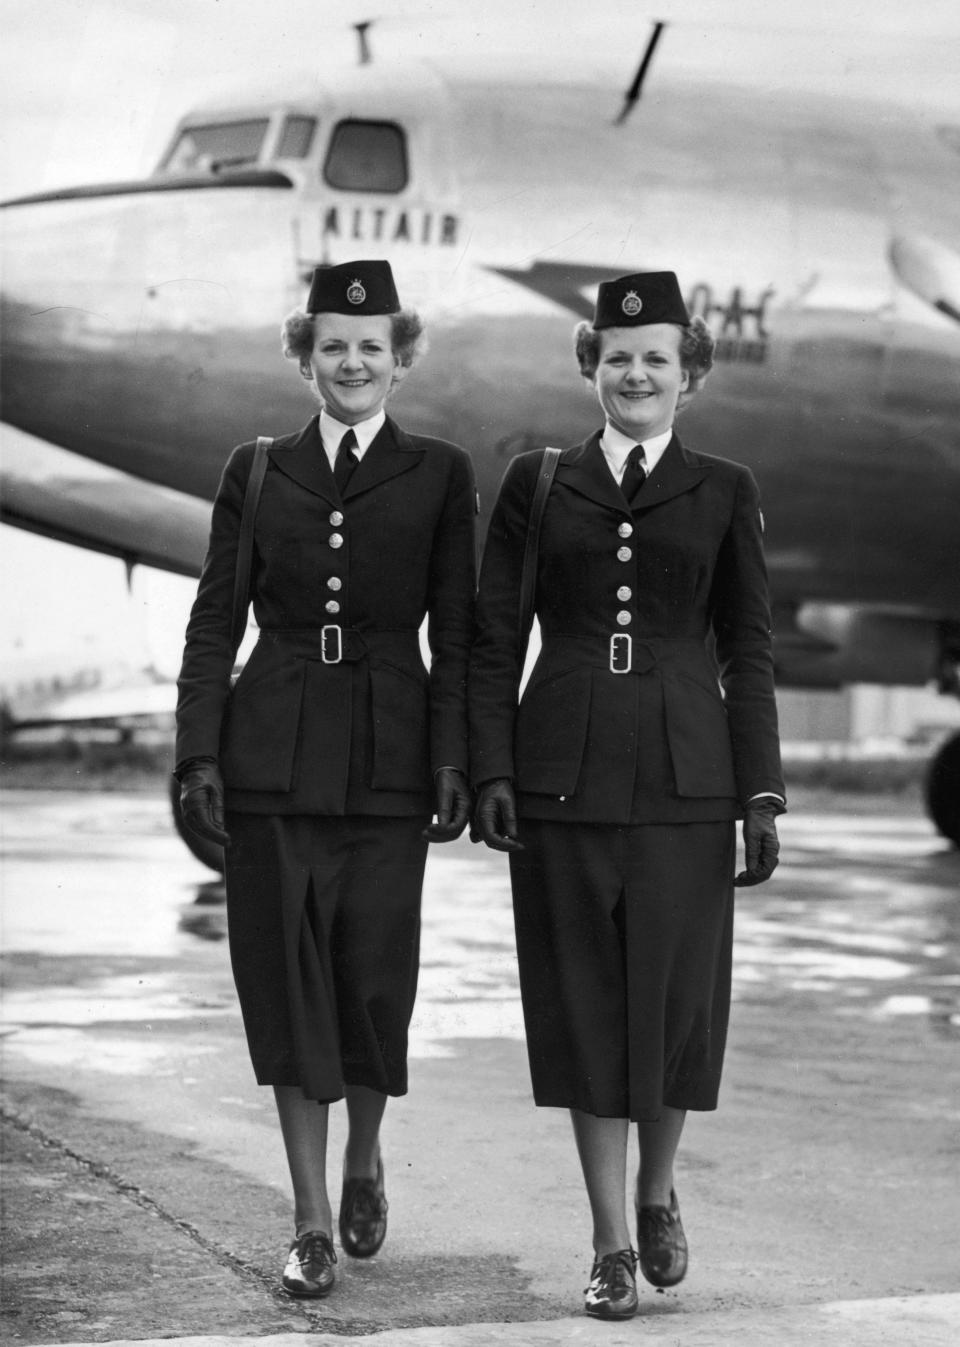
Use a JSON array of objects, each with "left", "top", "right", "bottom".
[
  {"left": 224, "top": 811, "right": 430, "bottom": 1102},
  {"left": 509, "top": 819, "right": 736, "bottom": 1122}
]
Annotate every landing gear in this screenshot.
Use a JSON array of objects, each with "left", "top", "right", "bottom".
[
  {"left": 925, "top": 731, "right": 960, "bottom": 848},
  {"left": 168, "top": 772, "right": 225, "bottom": 873}
]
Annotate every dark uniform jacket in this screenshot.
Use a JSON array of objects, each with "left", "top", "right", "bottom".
[
  {"left": 176, "top": 415, "right": 477, "bottom": 815},
  {"left": 469, "top": 431, "right": 784, "bottom": 824}
]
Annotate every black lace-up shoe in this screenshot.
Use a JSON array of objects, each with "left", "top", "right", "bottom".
[
  {"left": 636, "top": 1187, "right": 688, "bottom": 1287},
  {"left": 339, "top": 1157, "right": 388, "bottom": 1258},
  {"left": 281, "top": 1230, "right": 337, "bottom": 1297},
  {"left": 584, "top": 1247, "right": 639, "bottom": 1320}
]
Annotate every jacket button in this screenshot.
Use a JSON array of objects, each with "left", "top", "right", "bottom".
[
  {"left": 617, "top": 610, "right": 632, "bottom": 625},
  {"left": 325, "top": 600, "right": 341, "bottom": 615},
  {"left": 617, "top": 586, "right": 632, "bottom": 601},
  {"left": 329, "top": 533, "right": 344, "bottom": 549},
  {"left": 327, "top": 577, "right": 342, "bottom": 591},
  {"left": 618, "top": 522, "right": 633, "bottom": 538},
  {"left": 329, "top": 510, "right": 344, "bottom": 527},
  {"left": 617, "top": 546, "right": 632, "bottom": 562}
]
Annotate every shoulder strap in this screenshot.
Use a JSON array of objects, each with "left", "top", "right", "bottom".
[
  {"left": 518, "top": 447, "right": 561, "bottom": 663},
  {"left": 230, "top": 436, "right": 271, "bottom": 652}
]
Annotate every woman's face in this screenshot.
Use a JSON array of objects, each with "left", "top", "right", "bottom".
[
  {"left": 593, "top": 323, "right": 689, "bottom": 440},
  {"left": 304, "top": 313, "right": 404, "bottom": 424}
]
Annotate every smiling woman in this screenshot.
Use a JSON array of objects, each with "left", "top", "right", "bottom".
[
  {"left": 469, "top": 268, "right": 785, "bottom": 1320},
  {"left": 172, "top": 257, "right": 477, "bottom": 1304}
]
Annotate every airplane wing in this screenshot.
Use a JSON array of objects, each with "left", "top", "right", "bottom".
[
  {"left": 7, "top": 680, "right": 178, "bottom": 731},
  {"left": 1, "top": 430, "right": 210, "bottom": 577}
]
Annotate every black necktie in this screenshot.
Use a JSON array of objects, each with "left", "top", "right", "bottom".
[
  {"left": 623, "top": 444, "right": 646, "bottom": 495},
  {"left": 334, "top": 428, "right": 359, "bottom": 494}
]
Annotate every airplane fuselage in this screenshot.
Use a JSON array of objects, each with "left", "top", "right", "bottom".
[{"left": 2, "top": 65, "right": 959, "bottom": 669}]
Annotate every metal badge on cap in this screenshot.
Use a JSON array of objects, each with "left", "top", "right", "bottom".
[
  {"left": 346, "top": 279, "right": 367, "bottom": 305},
  {"left": 621, "top": 290, "right": 643, "bottom": 317}
]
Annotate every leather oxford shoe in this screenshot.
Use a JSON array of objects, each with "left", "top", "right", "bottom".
[
  {"left": 584, "top": 1247, "right": 639, "bottom": 1320},
  {"left": 636, "top": 1187, "right": 688, "bottom": 1287},
  {"left": 339, "top": 1157, "right": 388, "bottom": 1258},
  {"left": 281, "top": 1230, "right": 336, "bottom": 1297}
]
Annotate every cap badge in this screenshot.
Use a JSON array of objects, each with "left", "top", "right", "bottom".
[
  {"left": 346, "top": 279, "right": 367, "bottom": 305},
  {"left": 621, "top": 290, "right": 643, "bottom": 317}
]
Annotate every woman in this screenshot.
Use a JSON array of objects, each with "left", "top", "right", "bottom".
[
  {"left": 175, "top": 260, "right": 476, "bottom": 1299},
  {"left": 469, "top": 270, "right": 784, "bottom": 1320}
]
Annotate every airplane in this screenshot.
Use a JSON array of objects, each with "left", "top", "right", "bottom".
[{"left": 2, "top": 17, "right": 959, "bottom": 870}]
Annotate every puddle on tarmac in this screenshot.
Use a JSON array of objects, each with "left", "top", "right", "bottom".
[{"left": 2, "top": 798, "right": 958, "bottom": 1069}]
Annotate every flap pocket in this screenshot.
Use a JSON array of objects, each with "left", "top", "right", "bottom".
[
  {"left": 369, "top": 662, "right": 431, "bottom": 791},
  {"left": 515, "top": 666, "right": 592, "bottom": 797},
  {"left": 220, "top": 652, "right": 306, "bottom": 793},
  {"left": 662, "top": 675, "right": 737, "bottom": 797}
]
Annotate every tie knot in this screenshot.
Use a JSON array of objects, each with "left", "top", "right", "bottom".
[
  {"left": 626, "top": 444, "right": 645, "bottom": 472},
  {"left": 338, "top": 428, "right": 358, "bottom": 456}
]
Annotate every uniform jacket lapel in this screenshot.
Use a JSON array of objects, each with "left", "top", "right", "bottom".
[
  {"left": 342, "top": 416, "right": 424, "bottom": 500},
  {"left": 555, "top": 431, "right": 628, "bottom": 514},
  {"left": 266, "top": 414, "right": 424, "bottom": 505},
  {"left": 267, "top": 416, "right": 338, "bottom": 505},
  {"left": 629, "top": 432, "right": 712, "bottom": 510}
]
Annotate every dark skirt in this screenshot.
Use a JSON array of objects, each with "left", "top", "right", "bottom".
[
  {"left": 224, "top": 811, "right": 430, "bottom": 1102},
  {"left": 509, "top": 819, "right": 736, "bottom": 1122}
]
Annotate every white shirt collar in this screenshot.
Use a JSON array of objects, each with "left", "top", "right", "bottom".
[
  {"left": 319, "top": 408, "right": 386, "bottom": 466},
  {"left": 600, "top": 423, "right": 674, "bottom": 484}
]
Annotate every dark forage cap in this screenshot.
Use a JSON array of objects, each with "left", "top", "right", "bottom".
[
  {"left": 306, "top": 260, "right": 401, "bottom": 316},
  {"left": 593, "top": 270, "right": 690, "bottom": 329}
]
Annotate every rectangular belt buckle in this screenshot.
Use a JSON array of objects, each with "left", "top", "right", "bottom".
[
  {"left": 321, "top": 624, "right": 343, "bottom": 664},
  {"left": 610, "top": 633, "right": 632, "bottom": 674}
]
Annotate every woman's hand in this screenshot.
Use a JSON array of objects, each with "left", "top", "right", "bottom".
[
  {"left": 422, "top": 768, "right": 472, "bottom": 842},
  {"left": 472, "top": 778, "right": 524, "bottom": 853},
  {"left": 178, "top": 758, "right": 231, "bottom": 848},
  {"left": 734, "top": 798, "right": 781, "bottom": 886}
]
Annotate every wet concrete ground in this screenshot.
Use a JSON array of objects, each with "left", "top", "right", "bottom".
[{"left": 1, "top": 789, "right": 959, "bottom": 1343}]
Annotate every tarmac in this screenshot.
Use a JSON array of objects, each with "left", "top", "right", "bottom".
[
  {"left": 4, "top": 1094, "right": 957, "bottom": 1346},
  {"left": 2, "top": 788, "right": 960, "bottom": 1346}
]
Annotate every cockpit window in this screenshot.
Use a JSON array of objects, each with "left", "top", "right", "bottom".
[
  {"left": 323, "top": 120, "right": 408, "bottom": 193},
  {"left": 160, "top": 119, "right": 270, "bottom": 174},
  {"left": 277, "top": 115, "right": 317, "bottom": 159}
]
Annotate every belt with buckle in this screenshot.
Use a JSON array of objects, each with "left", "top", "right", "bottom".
[
  {"left": 259, "top": 626, "right": 419, "bottom": 665},
  {"left": 541, "top": 632, "right": 672, "bottom": 676},
  {"left": 609, "top": 633, "right": 632, "bottom": 674}
]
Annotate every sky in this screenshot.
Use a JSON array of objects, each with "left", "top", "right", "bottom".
[{"left": 1, "top": 0, "right": 958, "bottom": 682}]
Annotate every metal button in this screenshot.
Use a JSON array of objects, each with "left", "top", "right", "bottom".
[
  {"left": 329, "top": 510, "right": 344, "bottom": 527},
  {"left": 325, "top": 600, "right": 340, "bottom": 615},
  {"left": 617, "top": 610, "right": 632, "bottom": 626},
  {"left": 617, "top": 546, "right": 632, "bottom": 562},
  {"left": 327, "top": 577, "right": 342, "bottom": 591},
  {"left": 617, "top": 586, "right": 632, "bottom": 601},
  {"left": 618, "top": 522, "right": 633, "bottom": 538},
  {"left": 329, "top": 533, "right": 344, "bottom": 549}
]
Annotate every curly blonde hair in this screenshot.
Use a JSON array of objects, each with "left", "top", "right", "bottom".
[
  {"left": 573, "top": 315, "right": 715, "bottom": 396},
  {"left": 281, "top": 308, "right": 427, "bottom": 370}
]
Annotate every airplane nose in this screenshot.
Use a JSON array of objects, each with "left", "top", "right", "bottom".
[
  {"left": 1, "top": 183, "right": 295, "bottom": 496},
  {"left": 0, "top": 197, "right": 119, "bottom": 453}
]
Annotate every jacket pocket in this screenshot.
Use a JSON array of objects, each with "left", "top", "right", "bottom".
[
  {"left": 515, "top": 666, "right": 592, "bottom": 797},
  {"left": 369, "top": 661, "right": 431, "bottom": 791},
  {"left": 662, "top": 672, "right": 737, "bottom": 797},
  {"left": 220, "top": 643, "right": 306, "bottom": 792}
]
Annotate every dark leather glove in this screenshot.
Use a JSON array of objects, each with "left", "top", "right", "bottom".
[
  {"left": 422, "top": 767, "right": 472, "bottom": 842},
  {"left": 734, "top": 798, "right": 782, "bottom": 887},
  {"left": 472, "top": 777, "right": 524, "bottom": 853},
  {"left": 178, "top": 758, "right": 231, "bottom": 848}
]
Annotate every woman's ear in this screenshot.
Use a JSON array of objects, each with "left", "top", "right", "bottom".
[
  {"left": 299, "top": 359, "right": 313, "bottom": 381},
  {"left": 391, "top": 358, "right": 409, "bottom": 387}
]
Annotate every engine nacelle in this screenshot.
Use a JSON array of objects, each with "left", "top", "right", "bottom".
[{"left": 773, "top": 604, "right": 942, "bottom": 688}]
